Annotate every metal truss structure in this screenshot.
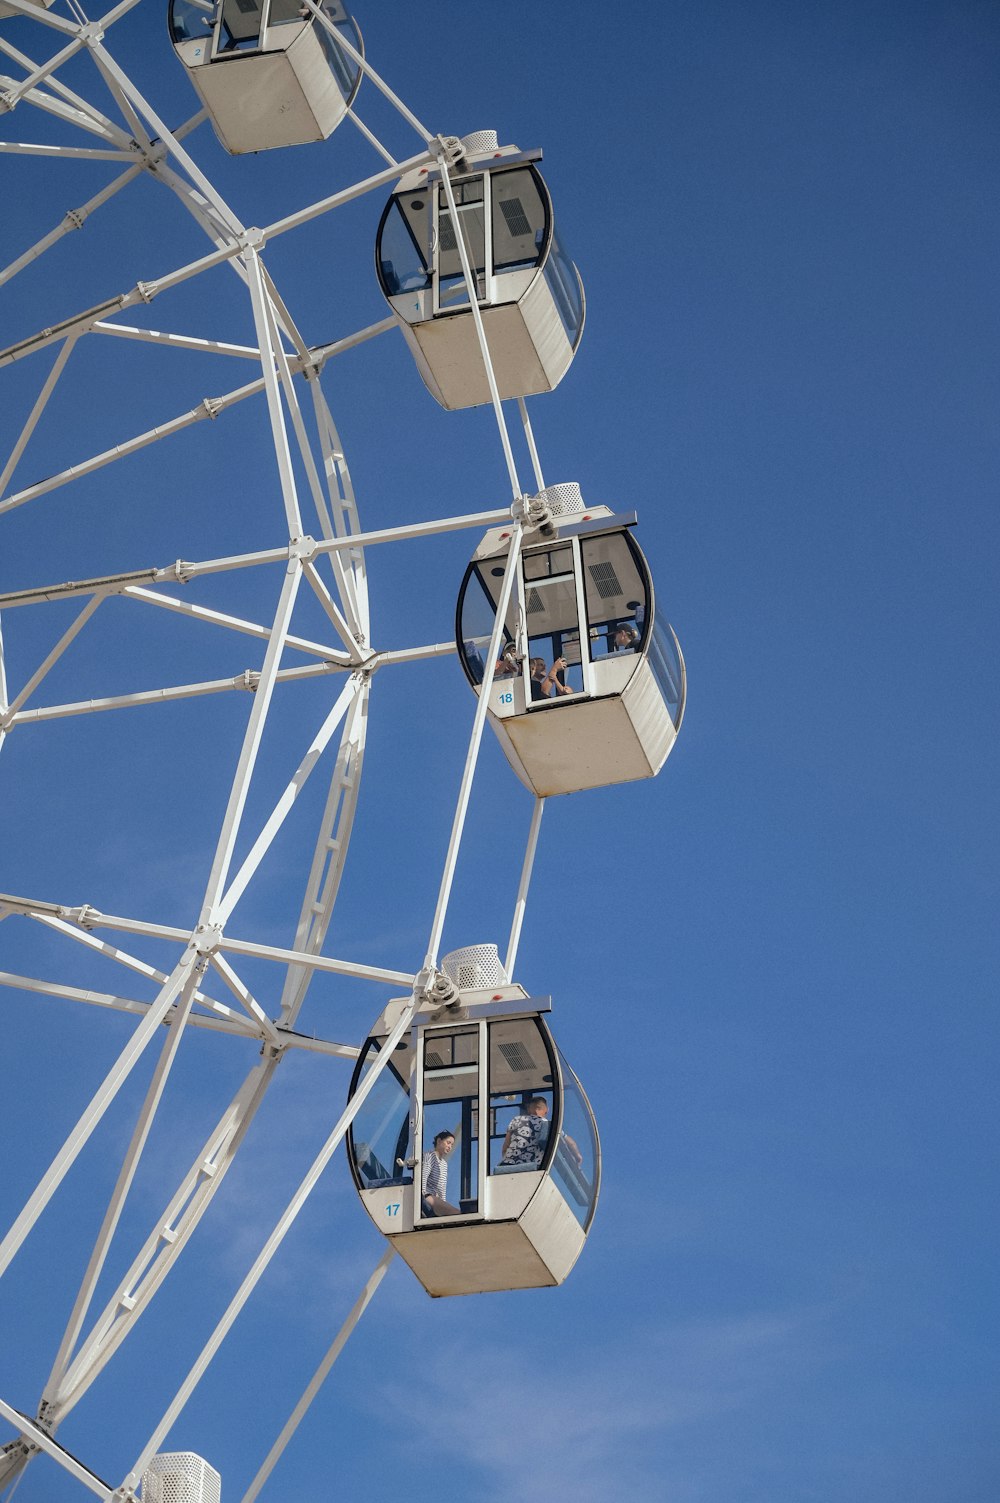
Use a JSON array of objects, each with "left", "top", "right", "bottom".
[{"left": 0, "top": 3, "right": 558, "bottom": 1499}]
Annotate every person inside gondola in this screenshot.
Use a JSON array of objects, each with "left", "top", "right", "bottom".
[
  {"left": 500, "top": 1097, "right": 584, "bottom": 1171},
  {"left": 421, "top": 1131, "right": 461, "bottom": 1216},
  {"left": 529, "top": 656, "right": 574, "bottom": 700},
  {"left": 495, "top": 643, "right": 520, "bottom": 679},
  {"left": 613, "top": 623, "right": 640, "bottom": 652},
  {"left": 500, "top": 1097, "right": 549, "bottom": 1167}
]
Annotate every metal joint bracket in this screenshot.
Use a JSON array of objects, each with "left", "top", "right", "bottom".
[
  {"left": 512, "top": 491, "right": 556, "bottom": 539},
  {"left": 201, "top": 397, "right": 222, "bottom": 420},
  {"left": 80, "top": 22, "right": 106, "bottom": 44},
  {"left": 134, "top": 282, "right": 155, "bottom": 305},
  {"left": 62, "top": 903, "right": 102, "bottom": 930},
  {"left": 241, "top": 226, "right": 266, "bottom": 253},
  {"left": 236, "top": 669, "right": 261, "bottom": 693},
  {"left": 417, "top": 967, "right": 461, "bottom": 1011},
  {"left": 193, "top": 923, "right": 223, "bottom": 956},
  {"left": 170, "top": 560, "right": 194, "bottom": 583},
  {"left": 288, "top": 535, "right": 317, "bottom": 562},
  {"left": 65, "top": 207, "right": 87, "bottom": 231},
  {"left": 433, "top": 134, "right": 468, "bottom": 172},
  {"left": 0, "top": 91, "right": 16, "bottom": 115}
]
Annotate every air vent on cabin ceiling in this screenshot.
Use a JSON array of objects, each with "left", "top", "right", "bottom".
[
  {"left": 587, "top": 560, "right": 623, "bottom": 600},
  {"left": 498, "top": 197, "right": 532, "bottom": 238},
  {"left": 496, "top": 1041, "right": 537, "bottom": 1073}
]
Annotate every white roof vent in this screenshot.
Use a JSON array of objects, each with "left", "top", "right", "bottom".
[
  {"left": 142, "top": 1453, "right": 221, "bottom": 1503},
  {"left": 540, "top": 481, "right": 584, "bottom": 517},
  {"left": 441, "top": 944, "right": 509, "bottom": 991},
  {"left": 460, "top": 129, "right": 499, "bottom": 157}
]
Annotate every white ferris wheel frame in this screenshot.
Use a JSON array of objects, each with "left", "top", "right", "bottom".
[{"left": 0, "top": 1, "right": 560, "bottom": 1498}]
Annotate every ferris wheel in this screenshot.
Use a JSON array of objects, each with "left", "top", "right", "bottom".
[{"left": 0, "top": 4, "right": 686, "bottom": 1499}]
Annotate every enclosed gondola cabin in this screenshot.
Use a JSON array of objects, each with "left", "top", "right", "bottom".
[
  {"left": 456, "top": 485, "right": 686, "bottom": 797},
  {"left": 167, "top": 0, "right": 361, "bottom": 155},
  {"left": 347, "top": 950, "right": 599, "bottom": 1297},
  {"left": 375, "top": 134, "right": 585, "bottom": 410}
]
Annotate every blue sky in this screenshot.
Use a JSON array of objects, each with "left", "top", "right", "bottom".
[{"left": 1, "top": 2, "right": 998, "bottom": 1500}]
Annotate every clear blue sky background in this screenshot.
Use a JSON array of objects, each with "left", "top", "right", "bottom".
[{"left": 1, "top": 2, "right": 998, "bottom": 1500}]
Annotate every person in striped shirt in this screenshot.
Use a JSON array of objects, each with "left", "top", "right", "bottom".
[{"left": 421, "top": 1130, "right": 461, "bottom": 1216}]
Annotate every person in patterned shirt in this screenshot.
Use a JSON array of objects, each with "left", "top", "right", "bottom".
[{"left": 500, "top": 1097, "right": 583, "bottom": 1170}]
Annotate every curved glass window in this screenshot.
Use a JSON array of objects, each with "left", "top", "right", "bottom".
[
  {"left": 456, "top": 553, "right": 519, "bottom": 687},
  {"left": 487, "top": 1016, "right": 558, "bottom": 1175},
  {"left": 580, "top": 530, "right": 650, "bottom": 662},
  {"left": 550, "top": 1049, "right": 600, "bottom": 1230},
  {"left": 376, "top": 193, "right": 432, "bottom": 297},
  {"left": 491, "top": 166, "right": 549, "bottom": 274},
  {"left": 169, "top": 0, "right": 215, "bottom": 43},
  {"left": 347, "top": 1035, "right": 412, "bottom": 1190},
  {"left": 543, "top": 230, "right": 584, "bottom": 347},
  {"left": 315, "top": 2, "right": 362, "bottom": 101},
  {"left": 648, "top": 617, "right": 685, "bottom": 729}
]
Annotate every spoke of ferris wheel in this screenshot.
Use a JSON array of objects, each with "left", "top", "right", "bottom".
[
  {"left": 88, "top": 46, "right": 159, "bottom": 161},
  {"left": 40, "top": 980, "right": 200, "bottom": 1407},
  {"left": 0, "top": 141, "right": 134, "bottom": 159},
  {"left": 26, "top": 912, "right": 253, "bottom": 1034},
  {"left": 300, "top": 560, "right": 363, "bottom": 659},
  {"left": 16, "top": 899, "right": 418, "bottom": 987},
  {"left": 92, "top": 324, "right": 261, "bottom": 358},
  {"left": 0, "top": 150, "right": 428, "bottom": 369},
  {"left": 0, "top": 33, "right": 132, "bottom": 141},
  {"left": 518, "top": 397, "right": 547, "bottom": 493},
  {"left": 214, "top": 674, "right": 362, "bottom": 928},
  {"left": 0, "top": 322, "right": 396, "bottom": 517},
  {"left": 256, "top": 283, "right": 369, "bottom": 645},
  {"left": 0, "top": 111, "right": 210, "bottom": 294},
  {"left": 124, "top": 997, "right": 418, "bottom": 1495},
  {"left": 199, "top": 561, "right": 303, "bottom": 914},
  {"left": 346, "top": 105, "right": 398, "bottom": 169},
  {"left": 0, "top": 969, "right": 280, "bottom": 1047},
  {"left": 0, "top": 71, "right": 122, "bottom": 142},
  {"left": 4, "top": 662, "right": 357, "bottom": 727},
  {"left": 207, "top": 953, "right": 281, "bottom": 1048},
  {"left": 437, "top": 152, "right": 524, "bottom": 500},
  {"left": 277, "top": 685, "right": 368, "bottom": 1026},
  {"left": 261, "top": 149, "right": 434, "bottom": 242},
  {"left": 505, "top": 796, "right": 546, "bottom": 980},
  {"left": 122, "top": 586, "right": 347, "bottom": 664},
  {"left": 239, "top": 1247, "right": 396, "bottom": 1503},
  {"left": 303, "top": 0, "right": 434, "bottom": 148},
  {"left": 89, "top": 39, "right": 246, "bottom": 241},
  {"left": 0, "top": 1398, "right": 110, "bottom": 1503},
  {"left": 245, "top": 249, "right": 308, "bottom": 540},
  {"left": 309, "top": 381, "right": 369, "bottom": 637},
  {"left": 0, "top": 30, "right": 87, "bottom": 103},
  {"left": 0, "top": 618, "right": 8, "bottom": 756},
  {"left": 0, "top": 508, "right": 506, "bottom": 613},
  {"left": 52, "top": 1059, "right": 279, "bottom": 1419},
  {"left": 2, "top": 640, "right": 455, "bottom": 728},
  {"left": 1, "top": 594, "right": 102, "bottom": 723},
  {"left": 0, "top": 953, "right": 198, "bottom": 1285},
  {"left": 0, "top": 333, "right": 78, "bottom": 495},
  {"left": 424, "top": 523, "right": 526, "bottom": 969}
]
